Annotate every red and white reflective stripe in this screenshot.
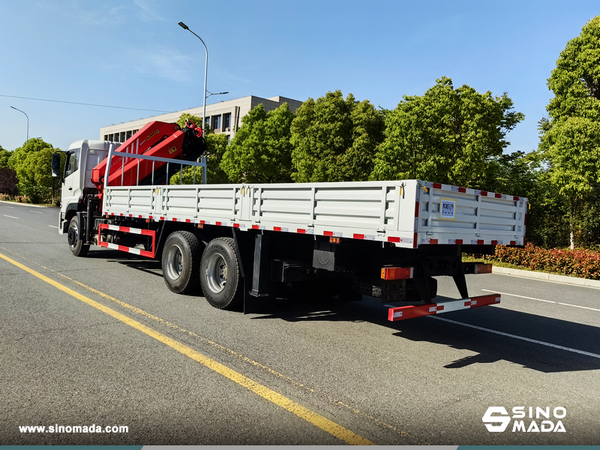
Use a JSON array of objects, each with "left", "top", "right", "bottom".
[
  {"left": 99, "top": 241, "right": 154, "bottom": 258},
  {"left": 387, "top": 236, "right": 414, "bottom": 245},
  {"left": 423, "top": 181, "right": 525, "bottom": 202},
  {"left": 420, "top": 238, "right": 519, "bottom": 246},
  {"left": 388, "top": 294, "right": 501, "bottom": 321},
  {"left": 353, "top": 233, "right": 375, "bottom": 240},
  {"left": 98, "top": 223, "right": 155, "bottom": 258},
  {"left": 99, "top": 223, "right": 154, "bottom": 236}
]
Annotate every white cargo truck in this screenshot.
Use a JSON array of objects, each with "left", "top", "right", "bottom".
[{"left": 52, "top": 121, "right": 528, "bottom": 321}]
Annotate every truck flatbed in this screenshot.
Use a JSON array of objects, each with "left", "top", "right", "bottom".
[{"left": 102, "top": 176, "right": 527, "bottom": 249}]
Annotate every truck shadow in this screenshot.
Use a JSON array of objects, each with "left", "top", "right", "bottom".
[
  {"left": 80, "top": 251, "right": 600, "bottom": 373},
  {"left": 84, "top": 250, "right": 163, "bottom": 277},
  {"left": 251, "top": 292, "right": 600, "bottom": 374}
]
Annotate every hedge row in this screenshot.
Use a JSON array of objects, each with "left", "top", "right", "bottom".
[{"left": 475, "top": 243, "right": 600, "bottom": 280}]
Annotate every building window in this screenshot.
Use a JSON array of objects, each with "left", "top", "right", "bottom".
[
  {"left": 223, "top": 113, "right": 231, "bottom": 130},
  {"left": 212, "top": 115, "right": 222, "bottom": 131},
  {"left": 120, "top": 132, "right": 126, "bottom": 142},
  {"left": 126, "top": 130, "right": 132, "bottom": 140}
]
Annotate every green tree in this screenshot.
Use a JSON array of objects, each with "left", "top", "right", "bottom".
[
  {"left": 539, "top": 16, "right": 600, "bottom": 248},
  {"left": 221, "top": 103, "right": 295, "bottom": 183},
  {"left": 370, "top": 77, "right": 524, "bottom": 188},
  {"left": 483, "top": 150, "right": 568, "bottom": 248},
  {"left": 546, "top": 16, "right": 600, "bottom": 122},
  {"left": 540, "top": 117, "right": 600, "bottom": 248},
  {"left": 0, "top": 147, "right": 12, "bottom": 168},
  {"left": 8, "top": 138, "right": 58, "bottom": 202},
  {"left": 290, "top": 91, "right": 385, "bottom": 182},
  {"left": 170, "top": 114, "right": 229, "bottom": 184}
]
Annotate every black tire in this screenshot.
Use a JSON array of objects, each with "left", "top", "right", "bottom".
[
  {"left": 200, "top": 237, "right": 242, "bottom": 310},
  {"left": 162, "top": 231, "right": 202, "bottom": 294},
  {"left": 67, "top": 215, "right": 89, "bottom": 257}
]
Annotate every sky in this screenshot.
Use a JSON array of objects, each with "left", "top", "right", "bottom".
[{"left": 0, "top": 0, "right": 598, "bottom": 154}]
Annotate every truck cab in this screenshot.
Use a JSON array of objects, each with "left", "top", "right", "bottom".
[{"left": 56, "top": 140, "right": 119, "bottom": 234}]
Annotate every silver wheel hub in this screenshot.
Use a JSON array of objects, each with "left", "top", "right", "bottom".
[
  {"left": 205, "top": 252, "right": 227, "bottom": 293},
  {"left": 165, "top": 244, "right": 183, "bottom": 280}
]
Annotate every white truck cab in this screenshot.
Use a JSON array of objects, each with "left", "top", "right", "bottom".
[{"left": 56, "top": 140, "right": 119, "bottom": 234}]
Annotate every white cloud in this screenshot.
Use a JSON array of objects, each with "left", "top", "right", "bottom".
[
  {"left": 124, "top": 45, "right": 196, "bottom": 83},
  {"left": 133, "top": 0, "right": 164, "bottom": 22}
]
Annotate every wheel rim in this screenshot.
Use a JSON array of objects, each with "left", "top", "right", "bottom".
[
  {"left": 68, "top": 222, "right": 78, "bottom": 247},
  {"left": 205, "top": 252, "right": 227, "bottom": 293},
  {"left": 165, "top": 244, "right": 183, "bottom": 280}
]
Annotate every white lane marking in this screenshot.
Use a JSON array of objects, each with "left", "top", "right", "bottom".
[
  {"left": 29, "top": 210, "right": 42, "bottom": 214},
  {"left": 482, "top": 289, "right": 556, "bottom": 304},
  {"left": 482, "top": 289, "right": 600, "bottom": 313},
  {"left": 557, "top": 302, "right": 600, "bottom": 312},
  {"left": 48, "top": 225, "right": 59, "bottom": 229},
  {"left": 3, "top": 215, "right": 18, "bottom": 219},
  {"left": 430, "top": 316, "right": 600, "bottom": 360}
]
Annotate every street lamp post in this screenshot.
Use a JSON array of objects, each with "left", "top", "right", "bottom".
[
  {"left": 178, "top": 21, "right": 209, "bottom": 133},
  {"left": 10, "top": 106, "right": 29, "bottom": 142}
]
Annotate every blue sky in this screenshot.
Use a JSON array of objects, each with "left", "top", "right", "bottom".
[{"left": 0, "top": 0, "right": 598, "bottom": 154}]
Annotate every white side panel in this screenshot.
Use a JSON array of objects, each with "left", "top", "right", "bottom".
[
  {"left": 417, "top": 183, "right": 528, "bottom": 245},
  {"left": 103, "top": 179, "right": 527, "bottom": 248}
]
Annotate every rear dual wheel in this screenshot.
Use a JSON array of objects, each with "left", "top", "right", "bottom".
[
  {"left": 162, "top": 233, "right": 243, "bottom": 310},
  {"left": 200, "top": 237, "right": 242, "bottom": 310},
  {"left": 162, "top": 231, "right": 202, "bottom": 294}
]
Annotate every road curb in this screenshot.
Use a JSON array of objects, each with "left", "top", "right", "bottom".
[
  {"left": 492, "top": 265, "right": 600, "bottom": 288},
  {"left": 0, "top": 200, "right": 57, "bottom": 208}
]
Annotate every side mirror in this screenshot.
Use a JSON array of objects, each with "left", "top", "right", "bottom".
[{"left": 51, "top": 152, "right": 61, "bottom": 178}]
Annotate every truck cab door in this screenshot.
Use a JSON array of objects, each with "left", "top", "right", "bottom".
[
  {"left": 63, "top": 147, "right": 82, "bottom": 206},
  {"left": 58, "top": 146, "right": 85, "bottom": 234}
]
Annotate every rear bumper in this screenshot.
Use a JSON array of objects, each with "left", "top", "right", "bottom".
[{"left": 388, "top": 294, "right": 501, "bottom": 321}]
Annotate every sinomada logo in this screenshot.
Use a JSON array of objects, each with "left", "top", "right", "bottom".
[{"left": 482, "top": 406, "right": 566, "bottom": 433}]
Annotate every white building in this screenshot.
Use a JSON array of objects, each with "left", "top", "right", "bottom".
[{"left": 100, "top": 95, "right": 303, "bottom": 143}]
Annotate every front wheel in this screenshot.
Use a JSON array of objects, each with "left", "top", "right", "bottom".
[
  {"left": 67, "top": 215, "right": 89, "bottom": 257},
  {"left": 200, "top": 237, "right": 242, "bottom": 310}
]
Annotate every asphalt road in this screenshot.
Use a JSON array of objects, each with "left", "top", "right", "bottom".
[{"left": 1, "top": 201, "right": 599, "bottom": 445}]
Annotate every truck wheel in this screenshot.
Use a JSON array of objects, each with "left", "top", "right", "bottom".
[
  {"left": 67, "top": 216, "right": 89, "bottom": 257},
  {"left": 162, "top": 231, "right": 202, "bottom": 294},
  {"left": 200, "top": 237, "right": 242, "bottom": 310}
]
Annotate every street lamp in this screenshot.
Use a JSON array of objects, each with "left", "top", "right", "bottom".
[
  {"left": 207, "top": 90, "right": 229, "bottom": 98},
  {"left": 178, "top": 21, "right": 209, "bottom": 133},
  {"left": 10, "top": 106, "right": 29, "bottom": 142}
]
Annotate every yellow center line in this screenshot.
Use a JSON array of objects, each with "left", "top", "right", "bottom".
[{"left": 0, "top": 252, "right": 373, "bottom": 445}]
